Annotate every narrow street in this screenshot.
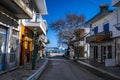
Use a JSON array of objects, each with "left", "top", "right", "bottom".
[{"left": 38, "top": 54, "right": 104, "bottom": 80}]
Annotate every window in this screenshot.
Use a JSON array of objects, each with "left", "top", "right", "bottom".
[
  {"left": 10, "top": 37, "right": 18, "bottom": 62},
  {"left": 103, "top": 23, "right": 109, "bottom": 32},
  {"left": 10, "top": 30, "right": 19, "bottom": 62},
  {"left": 94, "top": 26, "right": 98, "bottom": 34}
]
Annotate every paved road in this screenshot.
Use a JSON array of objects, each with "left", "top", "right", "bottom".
[{"left": 38, "top": 56, "right": 104, "bottom": 80}]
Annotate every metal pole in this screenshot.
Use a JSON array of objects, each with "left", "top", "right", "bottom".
[{"left": 32, "top": 31, "right": 38, "bottom": 70}]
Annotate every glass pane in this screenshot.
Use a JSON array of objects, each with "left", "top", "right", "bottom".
[
  {"left": 10, "top": 37, "right": 19, "bottom": 62},
  {"left": 0, "top": 34, "right": 5, "bottom": 63}
]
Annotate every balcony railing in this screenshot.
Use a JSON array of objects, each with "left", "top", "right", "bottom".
[
  {"left": 25, "top": 14, "right": 43, "bottom": 22},
  {"left": 112, "top": 0, "right": 120, "bottom": 6},
  {"left": 86, "top": 31, "right": 112, "bottom": 43},
  {"left": 23, "top": 14, "right": 47, "bottom": 35}
]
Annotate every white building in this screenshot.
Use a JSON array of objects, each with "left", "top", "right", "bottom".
[
  {"left": 112, "top": 0, "right": 120, "bottom": 66},
  {"left": 21, "top": 0, "right": 48, "bottom": 64},
  {"left": 74, "top": 27, "right": 90, "bottom": 59},
  {"left": 0, "top": 0, "right": 35, "bottom": 72},
  {"left": 86, "top": 4, "right": 120, "bottom": 67}
]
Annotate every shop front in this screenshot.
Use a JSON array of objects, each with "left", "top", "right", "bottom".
[
  {"left": 87, "top": 31, "right": 116, "bottom": 66},
  {"left": 20, "top": 26, "right": 33, "bottom": 65}
]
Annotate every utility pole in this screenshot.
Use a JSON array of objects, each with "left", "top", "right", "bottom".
[{"left": 32, "top": 28, "right": 38, "bottom": 70}]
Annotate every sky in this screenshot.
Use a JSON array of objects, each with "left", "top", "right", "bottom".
[{"left": 43, "top": 0, "right": 114, "bottom": 47}]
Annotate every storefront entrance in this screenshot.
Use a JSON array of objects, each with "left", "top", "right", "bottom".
[
  {"left": 101, "top": 46, "right": 106, "bottom": 62},
  {"left": 101, "top": 45, "right": 112, "bottom": 62}
]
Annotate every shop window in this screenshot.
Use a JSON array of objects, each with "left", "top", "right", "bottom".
[{"left": 10, "top": 30, "right": 19, "bottom": 62}]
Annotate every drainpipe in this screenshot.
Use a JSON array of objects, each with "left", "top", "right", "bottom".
[
  {"left": 115, "top": 7, "right": 119, "bottom": 66},
  {"left": 115, "top": 39, "right": 117, "bottom": 66}
]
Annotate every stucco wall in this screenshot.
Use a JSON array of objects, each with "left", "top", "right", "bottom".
[{"left": 90, "top": 8, "right": 120, "bottom": 38}]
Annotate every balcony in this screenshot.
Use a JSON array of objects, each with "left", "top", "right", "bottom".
[
  {"left": 112, "top": 0, "right": 120, "bottom": 6},
  {"left": 0, "top": 0, "right": 33, "bottom": 19},
  {"left": 34, "top": 0, "right": 48, "bottom": 15},
  {"left": 23, "top": 15, "right": 47, "bottom": 35},
  {"left": 86, "top": 31, "right": 112, "bottom": 43}
]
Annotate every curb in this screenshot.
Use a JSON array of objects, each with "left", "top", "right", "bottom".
[
  {"left": 26, "top": 59, "right": 48, "bottom": 80},
  {"left": 77, "top": 60, "right": 120, "bottom": 80}
]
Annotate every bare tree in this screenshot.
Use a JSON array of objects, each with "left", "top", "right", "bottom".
[{"left": 50, "top": 13, "right": 86, "bottom": 47}]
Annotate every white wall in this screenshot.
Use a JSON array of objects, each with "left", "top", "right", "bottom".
[
  {"left": 91, "top": 13, "right": 112, "bottom": 33},
  {"left": 110, "top": 7, "right": 120, "bottom": 38},
  {"left": 90, "top": 9, "right": 120, "bottom": 38}
]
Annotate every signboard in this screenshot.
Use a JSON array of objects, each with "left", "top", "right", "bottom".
[{"left": 95, "top": 35, "right": 102, "bottom": 42}]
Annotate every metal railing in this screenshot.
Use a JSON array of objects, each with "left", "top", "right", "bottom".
[{"left": 86, "top": 31, "right": 112, "bottom": 42}]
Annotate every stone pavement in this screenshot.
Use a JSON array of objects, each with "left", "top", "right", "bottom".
[
  {"left": 78, "top": 59, "right": 120, "bottom": 80},
  {"left": 0, "top": 59, "right": 48, "bottom": 80}
]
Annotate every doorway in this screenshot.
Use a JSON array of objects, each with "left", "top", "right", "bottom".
[
  {"left": 20, "top": 35, "right": 25, "bottom": 65},
  {"left": 26, "top": 42, "right": 30, "bottom": 62},
  {"left": 101, "top": 45, "right": 112, "bottom": 63},
  {"left": 94, "top": 46, "right": 98, "bottom": 60},
  {"left": 101, "top": 46, "right": 106, "bottom": 62}
]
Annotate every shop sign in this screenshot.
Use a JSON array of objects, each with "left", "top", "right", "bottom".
[{"left": 95, "top": 35, "right": 102, "bottom": 42}]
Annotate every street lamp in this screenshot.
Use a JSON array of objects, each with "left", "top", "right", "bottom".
[{"left": 32, "top": 28, "right": 38, "bottom": 70}]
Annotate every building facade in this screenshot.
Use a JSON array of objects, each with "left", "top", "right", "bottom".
[
  {"left": 0, "top": 0, "right": 33, "bottom": 72},
  {"left": 20, "top": 25, "right": 33, "bottom": 65},
  {"left": 112, "top": 0, "right": 120, "bottom": 66},
  {"left": 0, "top": 0, "right": 48, "bottom": 73},
  {"left": 74, "top": 28, "right": 90, "bottom": 59},
  {"left": 21, "top": 0, "right": 48, "bottom": 65},
  {"left": 86, "top": 4, "right": 120, "bottom": 67}
]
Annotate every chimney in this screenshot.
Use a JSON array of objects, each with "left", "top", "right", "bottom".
[{"left": 100, "top": 4, "right": 108, "bottom": 12}]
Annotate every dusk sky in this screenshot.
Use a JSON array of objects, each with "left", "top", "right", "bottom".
[{"left": 43, "top": 0, "right": 114, "bottom": 47}]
